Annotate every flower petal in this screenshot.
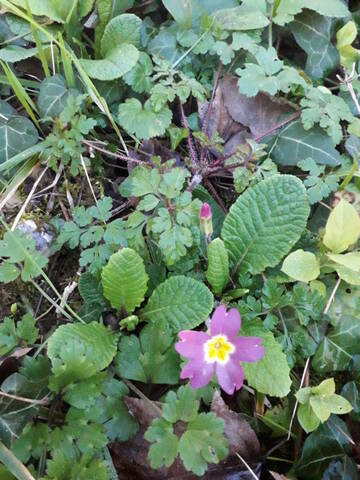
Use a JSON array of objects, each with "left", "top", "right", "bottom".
[
  {"left": 175, "top": 330, "right": 209, "bottom": 360},
  {"left": 180, "top": 359, "right": 214, "bottom": 389},
  {"left": 210, "top": 306, "right": 241, "bottom": 338},
  {"left": 216, "top": 359, "right": 244, "bottom": 395},
  {"left": 232, "top": 336, "right": 265, "bottom": 362}
]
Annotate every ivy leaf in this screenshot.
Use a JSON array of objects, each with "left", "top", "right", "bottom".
[
  {"left": 101, "top": 248, "right": 148, "bottom": 313},
  {"left": 205, "top": 238, "right": 229, "bottom": 295},
  {"left": 281, "top": 249, "right": 320, "bottom": 282},
  {"left": 221, "top": 175, "right": 309, "bottom": 275},
  {"left": 144, "top": 418, "right": 179, "bottom": 468},
  {"left": 80, "top": 43, "right": 139, "bottom": 81},
  {"left": 142, "top": 275, "right": 213, "bottom": 333},
  {"left": 118, "top": 98, "right": 172, "bottom": 139},
  {"left": 241, "top": 319, "right": 291, "bottom": 397},
  {"left": 290, "top": 11, "right": 339, "bottom": 79},
  {"left": 178, "top": 413, "right": 228, "bottom": 476},
  {"left": 115, "top": 322, "right": 180, "bottom": 384},
  {"left": 38, "top": 75, "right": 78, "bottom": 119},
  {"left": 323, "top": 199, "right": 360, "bottom": 253},
  {"left": 300, "top": 87, "right": 353, "bottom": 145},
  {"left": 295, "top": 416, "right": 353, "bottom": 478},
  {"left": 0, "top": 100, "right": 38, "bottom": 164},
  {"left": 313, "top": 315, "right": 360, "bottom": 372},
  {"left": 272, "top": 120, "right": 342, "bottom": 167}
]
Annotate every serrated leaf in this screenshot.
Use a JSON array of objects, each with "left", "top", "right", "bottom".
[
  {"left": 101, "top": 248, "right": 147, "bottom": 313},
  {"left": 312, "top": 315, "right": 360, "bottom": 372},
  {"left": 142, "top": 275, "right": 213, "bottom": 333},
  {"left": 241, "top": 319, "right": 292, "bottom": 397},
  {"left": 178, "top": 413, "right": 228, "bottom": 476},
  {"left": 205, "top": 238, "right": 229, "bottom": 294},
  {"left": 123, "top": 52, "right": 153, "bottom": 93},
  {"left": 221, "top": 175, "right": 309, "bottom": 275},
  {"left": 290, "top": 11, "right": 339, "bottom": 79},
  {"left": 323, "top": 199, "right": 360, "bottom": 253},
  {"left": 272, "top": 120, "right": 342, "bottom": 166},
  {"left": 80, "top": 43, "right": 139, "bottom": 81},
  {"left": 101, "top": 13, "right": 141, "bottom": 56},
  {"left": 115, "top": 322, "right": 180, "bottom": 384},
  {"left": 162, "top": 385, "right": 199, "bottom": 423},
  {"left": 47, "top": 322, "right": 118, "bottom": 372},
  {"left": 145, "top": 418, "right": 179, "bottom": 468},
  {"left": 38, "top": 75, "right": 78, "bottom": 119},
  {"left": 281, "top": 249, "right": 320, "bottom": 282},
  {"left": 0, "top": 101, "right": 38, "bottom": 164},
  {"left": 118, "top": 98, "right": 172, "bottom": 139}
]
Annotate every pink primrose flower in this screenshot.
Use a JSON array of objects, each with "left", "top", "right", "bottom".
[{"left": 175, "top": 305, "right": 264, "bottom": 395}]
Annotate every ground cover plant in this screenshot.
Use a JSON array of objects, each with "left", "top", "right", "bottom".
[{"left": 0, "top": 0, "right": 360, "bottom": 478}]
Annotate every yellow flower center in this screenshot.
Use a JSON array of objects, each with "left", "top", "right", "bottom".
[{"left": 204, "top": 335, "right": 235, "bottom": 365}]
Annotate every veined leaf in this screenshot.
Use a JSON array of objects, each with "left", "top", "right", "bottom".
[
  {"left": 101, "top": 248, "right": 148, "bottom": 314},
  {"left": 214, "top": 4, "right": 269, "bottom": 30},
  {"left": 38, "top": 74, "right": 78, "bottom": 119},
  {"left": 142, "top": 276, "right": 213, "bottom": 333},
  {"left": 221, "top": 175, "right": 309, "bottom": 275},
  {"left": 272, "top": 120, "right": 341, "bottom": 166},
  {"left": 290, "top": 11, "right": 339, "bottom": 79},
  {"left": 47, "top": 322, "right": 118, "bottom": 372},
  {"left": 312, "top": 315, "right": 360, "bottom": 372},
  {"left": 205, "top": 238, "right": 229, "bottom": 294},
  {"left": 0, "top": 101, "right": 38, "bottom": 164}
]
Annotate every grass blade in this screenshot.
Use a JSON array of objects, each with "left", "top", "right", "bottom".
[{"left": 0, "top": 441, "right": 35, "bottom": 480}]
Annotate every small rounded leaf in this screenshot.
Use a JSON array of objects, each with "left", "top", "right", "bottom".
[
  {"left": 323, "top": 199, "right": 360, "bottom": 253},
  {"left": 281, "top": 249, "right": 320, "bottom": 282}
]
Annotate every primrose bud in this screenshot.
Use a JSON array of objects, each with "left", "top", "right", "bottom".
[{"left": 200, "top": 202, "right": 213, "bottom": 241}]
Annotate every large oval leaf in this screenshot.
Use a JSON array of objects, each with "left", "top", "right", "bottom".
[
  {"left": 101, "top": 248, "right": 148, "bottom": 314},
  {"left": 142, "top": 276, "right": 214, "bottom": 333},
  {"left": 80, "top": 43, "right": 139, "bottom": 81},
  {"left": 221, "top": 175, "right": 310, "bottom": 275},
  {"left": 47, "top": 322, "right": 118, "bottom": 371}
]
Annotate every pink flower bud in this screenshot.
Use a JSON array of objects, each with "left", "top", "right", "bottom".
[
  {"left": 200, "top": 202, "right": 212, "bottom": 240},
  {"left": 200, "top": 202, "right": 212, "bottom": 220}
]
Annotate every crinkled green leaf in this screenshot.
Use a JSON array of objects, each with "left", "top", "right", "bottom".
[
  {"left": 221, "top": 175, "right": 309, "bottom": 275},
  {"left": 142, "top": 275, "right": 213, "bottom": 333},
  {"left": 205, "top": 238, "right": 229, "bottom": 294},
  {"left": 101, "top": 248, "right": 148, "bottom": 313}
]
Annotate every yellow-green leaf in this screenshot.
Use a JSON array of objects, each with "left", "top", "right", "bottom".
[
  {"left": 323, "top": 199, "right": 360, "bottom": 253},
  {"left": 281, "top": 249, "right": 320, "bottom": 282}
]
